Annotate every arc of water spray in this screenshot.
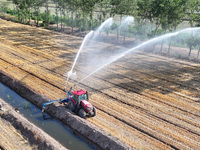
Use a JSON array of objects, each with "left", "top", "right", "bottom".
[
  {"left": 72, "top": 27, "right": 200, "bottom": 88},
  {"left": 65, "top": 18, "right": 113, "bottom": 89},
  {"left": 96, "top": 18, "right": 113, "bottom": 33},
  {"left": 124, "top": 27, "right": 200, "bottom": 55},
  {"left": 118, "top": 16, "right": 134, "bottom": 29},
  {"left": 89, "top": 18, "right": 113, "bottom": 45},
  {"left": 64, "top": 31, "right": 94, "bottom": 89},
  {"left": 72, "top": 53, "right": 125, "bottom": 88}
]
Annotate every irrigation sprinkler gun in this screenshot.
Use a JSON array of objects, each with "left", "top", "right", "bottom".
[{"left": 42, "top": 85, "right": 97, "bottom": 119}]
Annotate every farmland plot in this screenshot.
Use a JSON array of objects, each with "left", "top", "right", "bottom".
[{"left": 0, "top": 19, "right": 199, "bottom": 149}]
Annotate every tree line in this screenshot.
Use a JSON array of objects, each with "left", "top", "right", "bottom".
[
  {"left": 2, "top": 0, "right": 199, "bottom": 32},
  {"left": 1, "top": 0, "right": 200, "bottom": 58}
]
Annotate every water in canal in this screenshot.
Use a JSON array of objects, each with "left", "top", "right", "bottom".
[{"left": 0, "top": 82, "right": 96, "bottom": 150}]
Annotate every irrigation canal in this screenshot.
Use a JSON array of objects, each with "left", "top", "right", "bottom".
[{"left": 0, "top": 82, "right": 96, "bottom": 150}]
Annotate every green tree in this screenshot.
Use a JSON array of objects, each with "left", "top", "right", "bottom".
[
  {"left": 24, "top": 0, "right": 34, "bottom": 24},
  {"left": 10, "top": 0, "right": 22, "bottom": 22},
  {"left": 32, "top": 0, "right": 44, "bottom": 26},
  {"left": 44, "top": 0, "right": 50, "bottom": 28},
  {"left": 98, "top": 0, "right": 111, "bottom": 24},
  {"left": 179, "top": 32, "right": 200, "bottom": 57},
  {"left": 186, "top": 33, "right": 199, "bottom": 57},
  {"left": 0, "top": 2, "right": 9, "bottom": 13},
  {"left": 58, "top": 0, "right": 65, "bottom": 31},
  {"left": 187, "top": 0, "right": 200, "bottom": 27},
  {"left": 9, "top": 0, "right": 37, "bottom": 24},
  {"left": 137, "top": 0, "right": 188, "bottom": 35},
  {"left": 78, "top": 0, "right": 102, "bottom": 30},
  {"left": 137, "top": 0, "right": 189, "bottom": 54},
  {"left": 110, "top": 0, "right": 135, "bottom": 17},
  {"left": 137, "top": 0, "right": 154, "bottom": 24},
  {"left": 67, "top": 0, "right": 80, "bottom": 33},
  {"left": 110, "top": 0, "right": 136, "bottom": 41},
  {"left": 52, "top": 0, "right": 59, "bottom": 30}
]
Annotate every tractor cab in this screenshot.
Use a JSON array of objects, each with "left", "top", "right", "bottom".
[
  {"left": 72, "top": 90, "right": 88, "bottom": 103},
  {"left": 72, "top": 89, "right": 88, "bottom": 106},
  {"left": 69, "top": 89, "right": 96, "bottom": 118}
]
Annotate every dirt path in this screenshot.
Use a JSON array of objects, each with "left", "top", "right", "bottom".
[
  {"left": 0, "top": 118, "right": 35, "bottom": 150},
  {"left": 0, "top": 19, "right": 199, "bottom": 149}
]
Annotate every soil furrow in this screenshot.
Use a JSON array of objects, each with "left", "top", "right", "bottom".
[{"left": 0, "top": 19, "right": 199, "bottom": 149}]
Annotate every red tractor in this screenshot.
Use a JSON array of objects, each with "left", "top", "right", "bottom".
[
  {"left": 42, "top": 88, "right": 97, "bottom": 118},
  {"left": 67, "top": 89, "right": 96, "bottom": 118}
]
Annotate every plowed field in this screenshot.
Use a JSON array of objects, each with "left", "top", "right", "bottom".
[
  {"left": 0, "top": 19, "right": 200, "bottom": 149},
  {"left": 0, "top": 118, "right": 35, "bottom": 150}
]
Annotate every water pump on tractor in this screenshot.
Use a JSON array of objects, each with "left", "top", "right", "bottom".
[{"left": 42, "top": 87, "right": 97, "bottom": 118}]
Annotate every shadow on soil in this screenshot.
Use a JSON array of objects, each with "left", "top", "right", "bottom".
[{"left": 97, "top": 53, "right": 200, "bottom": 99}]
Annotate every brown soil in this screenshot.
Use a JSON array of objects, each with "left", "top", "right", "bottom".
[
  {"left": 0, "top": 99, "right": 67, "bottom": 150},
  {"left": 0, "top": 113, "right": 35, "bottom": 150},
  {"left": 0, "top": 18, "right": 199, "bottom": 149}
]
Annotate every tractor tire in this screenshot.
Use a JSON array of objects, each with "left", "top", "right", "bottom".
[
  {"left": 68, "top": 100, "right": 75, "bottom": 112},
  {"left": 79, "top": 109, "right": 86, "bottom": 119},
  {"left": 92, "top": 106, "right": 97, "bottom": 117}
]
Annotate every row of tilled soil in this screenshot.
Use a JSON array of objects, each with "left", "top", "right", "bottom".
[
  {"left": 0, "top": 20, "right": 135, "bottom": 149},
  {"left": 76, "top": 67, "right": 200, "bottom": 149},
  {"left": 0, "top": 19, "right": 200, "bottom": 149},
  {"left": 65, "top": 45, "right": 200, "bottom": 149},
  {"left": 0, "top": 30, "right": 152, "bottom": 149},
  {"left": 0, "top": 21, "right": 170, "bottom": 149}
]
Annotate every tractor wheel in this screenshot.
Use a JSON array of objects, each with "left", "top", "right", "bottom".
[
  {"left": 68, "top": 100, "right": 75, "bottom": 112},
  {"left": 92, "top": 106, "right": 97, "bottom": 117},
  {"left": 79, "top": 109, "right": 86, "bottom": 119}
]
